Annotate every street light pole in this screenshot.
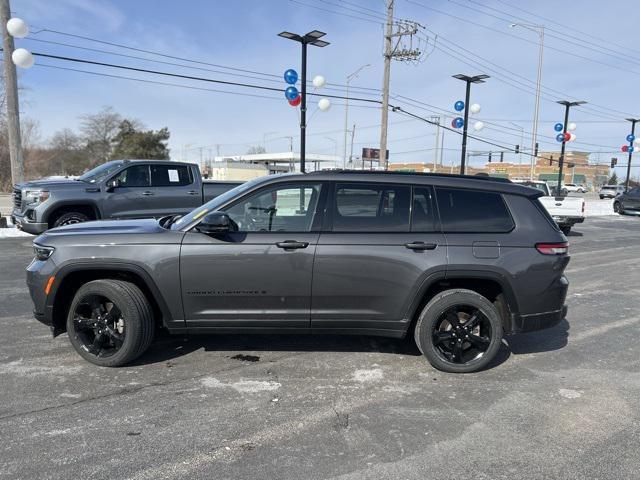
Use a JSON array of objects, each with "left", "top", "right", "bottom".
[
  {"left": 624, "top": 118, "right": 640, "bottom": 192},
  {"left": 511, "top": 23, "right": 544, "bottom": 180},
  {"left": 453, "top": 74, "right": 489, "bottom": 175},
  {"left": 556, "top": 100, "right": 586, "bottom": 194},
  {"left": 343, "top": 64, "right": 370, "bottom": 168},
  {"left": 278, "top": 30, "right": 330, "bottom": 174}
]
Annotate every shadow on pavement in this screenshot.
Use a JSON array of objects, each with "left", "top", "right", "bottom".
[{"left": 505, "top": 318, "right": 570, "bottom": 355}]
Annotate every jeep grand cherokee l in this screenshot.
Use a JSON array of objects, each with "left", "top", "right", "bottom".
[{"left": 26, "top": 171, "right": 569, "bottom": 373}]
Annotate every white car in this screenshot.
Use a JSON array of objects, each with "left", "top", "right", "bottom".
[
  {"left": 562, "top": 183, "right": 587, "bottom": 194},
  {"left": 513, "top": 180, "right": 585, "bottom": 235},
  {"left": 599, "top": 185, "right": 625, "bottom": 199}
]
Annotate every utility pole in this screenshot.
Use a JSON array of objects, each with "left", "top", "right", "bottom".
[
  {"left": 1, "top": 0, "right": 24, "bottom": 185},
  {"left": 379, "top": 1, "right": 422, "bottom": 170},
  {"left": 624, "top": 118, "right": 640, "bottom": 192},
  {"left": 556, "top": 100, "right": 586, "bottom": 194}
]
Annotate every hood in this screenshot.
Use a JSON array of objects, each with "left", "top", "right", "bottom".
[
  {"left": 44, "top": 218, "right": 164, "bottom": 237},
  {"left": 16, "top": 178, "right": 87, "bottom": 189}
]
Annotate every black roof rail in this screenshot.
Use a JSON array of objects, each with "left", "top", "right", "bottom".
[{"left": 307, "top": 169, "right": 513, "bottom": 183}]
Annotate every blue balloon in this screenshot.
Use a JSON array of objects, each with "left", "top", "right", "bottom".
[
  {"left": 285, "top": 86, "right": 299, "bottom": 101},
  {"left": 454, "top": 117, "right": 464, "bottom": 128},
  {"left": 284, "top": 69, "right": 298, "bottom": 85},
  {"left": 629, "top": 146, "right": 635, "bottom": 153},
  {"left": 454, "top": 100, "right": 465, "bottom": 112},
  {"left": 627, "top": 134, "right": 635, "bottom": 143},
  {"left": 556, "top": 133, "right": 564, "bottom": 142},
  {"left": 554, "top": 123, "right": 563, "bottom": 132}
]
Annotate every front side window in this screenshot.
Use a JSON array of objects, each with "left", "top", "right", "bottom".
[
  {"left": 224, "top": 183, "right": 322, "bottom": 232},
  {"left": 436, "top": 187, "right": 514, "bottom": 233},
  {"left": 151, "top": 165, "right": 191, "bottom": 186},
  {"left": 333, "top": 183, "right": 410, "bottom": 232},
  {"left": 113, "top": 165, "right": 150, "bottom": 187}
]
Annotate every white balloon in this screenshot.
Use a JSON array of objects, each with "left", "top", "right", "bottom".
[
  {"left": 470, "top": 103, "right": 481, "bottom": 114},
  {"left": 312, "top": 75, "right": 326, "bottom": 88},
  {"left": 473, "top": 120, "right": 484, "bottom": 131},
  {"left": 7, "top": 18, "right": 28, "bottom": 38},
  {"left": 12, "top": 48, "right": 34, "bottom": 68},
  {"left": 569, "top": 133, "right": 576, "bottom": 142},
  {"left": 568, "top": 122, "right": 577, "bottom": 131},
  {"left": 318, "top": 98, "right": 331, "bottom": 111}
]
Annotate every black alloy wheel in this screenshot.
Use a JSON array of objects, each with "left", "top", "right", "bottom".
[
  {"left": 72, "top": 294, "right": 126, "bottom": 358},
  {"left": 432, "top": 306, "right": 491, "bottom": 365}
]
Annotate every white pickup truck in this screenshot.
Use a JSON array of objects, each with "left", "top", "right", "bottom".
[{"left": 513, "top": 180, "right": 585, "bottom": 235}]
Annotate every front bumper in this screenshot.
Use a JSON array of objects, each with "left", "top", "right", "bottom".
[
  {"left": 11, "top": 210, "right": 47, "bottom": 235},
  {"left": 26, "top": 258, "right": 56, "bottom": 329}
]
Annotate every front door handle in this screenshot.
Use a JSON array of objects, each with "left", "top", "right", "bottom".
[
  {"left": 276, "top": 240, "right": 309, "bottom": 250},
  {"left": 141, "top": 191, "right": 155, "bottom": 196},
  {"left": 405, "top": 242, "right": 437, "bottom": 250},
  {"left": 187, "top": 190, "right": 199, "bottom": 195}
]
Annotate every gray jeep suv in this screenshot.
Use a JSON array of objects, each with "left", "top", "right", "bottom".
[{"left": 26, "top": 171, "right": 569, "bottom": 373}]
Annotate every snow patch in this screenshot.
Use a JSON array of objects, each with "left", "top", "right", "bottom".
[
  {"left": 0, "top": 359, "right": 83, "bottom": 376},
  {"left": 201, "top": 376, "right": 281, "bottom": 393},
  {"left": 0, "top": 217, "right": 31, "bottom": 238},
  {"left": 352, "top": 368, "right": 384, "bottom": 383},
  {"left": 584, "top": 199, "right": 615, "bottom": 216},
  {"left": 559, "top": 388, "right": 582, "bottom": 399}
]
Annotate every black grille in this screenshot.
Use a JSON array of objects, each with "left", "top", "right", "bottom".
[{"left": 12, "top": 187, "right": 21, "bottom": 210}]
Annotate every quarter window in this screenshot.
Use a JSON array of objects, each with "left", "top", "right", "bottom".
[
  {"left": 333, "top": 183, "right": 410, "bottom": 232},
  {"left": 436, "top": 188, "right": 514, "bottom": 233},
  {"left": 224, "top": 183, "right": 322, "bottom": 232}
]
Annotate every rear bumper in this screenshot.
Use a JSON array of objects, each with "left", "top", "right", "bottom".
[
  {"left": 552, "top": 215, "right": 584, "bottom": 226},
  {"left": 511, "top": 305, "right": 567, "bottom": 333},
  {"left": 11, "top": 210, "right": 47, "bottom": 235}
]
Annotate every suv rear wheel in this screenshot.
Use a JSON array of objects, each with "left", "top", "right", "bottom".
[
  {"left": 414, "top": 289, "right": 503, "bottom": 373},
  {"left": 66, "top": 279, "right": 154, "bottom": 367}
]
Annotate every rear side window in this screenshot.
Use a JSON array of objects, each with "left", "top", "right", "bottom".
[
  {"left": 435, "top": 187, "right": 514, "bottom": 233},
  {"left": 151, "top": 165, "right": 192, "bottom": 186},
  {"left": 333, "top": 183, "right": 410, "bottom": 232}
]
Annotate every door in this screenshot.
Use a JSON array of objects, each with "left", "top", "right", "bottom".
[
  {"left": 148, "top": 164, "right": 202, "bottom": 217},
  {"left": 625, "top": 187, "right": 640, "bottom": 211},
  {"left": 311, "top": 183, "right": 447, "bottom": 334},
  {"left": 180, "top": 181, "right": 326, "bottom": 328},
  {"left": 101, "top": 164, "right": 155, "bottom": 219}
]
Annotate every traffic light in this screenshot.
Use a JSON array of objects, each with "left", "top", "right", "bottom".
[
  {"left": 515, "top": 144, "right": 520, "bottom": 154},
  {"left": 534, "top": 142, "right": 539, "bottom": 157},
  {"left": 500, "top": 151, "right": 504, "bottom": 162},
  {"left": 488, "top": 152, "right": 492, "bottom": 163},
  {"left": 611, "top": 157, "right": 618, "bottom": 168},
  {"left": 549, "top": 154, "right": 554, "bottom": 166}
]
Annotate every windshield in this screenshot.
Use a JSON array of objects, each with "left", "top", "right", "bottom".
[
  {"left": 171, "top": 176, "right": 270, "bottom": 230},
  {"left": 78, "top": 161, "right": 125, "bottom": 183}
]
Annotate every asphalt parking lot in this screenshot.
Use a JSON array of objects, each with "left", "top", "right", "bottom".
[{"left": 1, "top": 215, "right": 639, "bottom": 479}]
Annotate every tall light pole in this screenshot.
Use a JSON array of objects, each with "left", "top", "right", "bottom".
[
  {"left": 624, "top": 118, "right": 640, "bottom": 192},
  {"left": 556, "top": 100, "right": 586, "bottom": 194},
  {"left": 511, "top": 23, "right": 544, "bottom": 180},
  {"left": 343, "top": 64, "right": 370, "bottom": 168},
  {"left": 453, "top": 74, "right": 489, "bottom": 174},
  {"left": 278, "top": 30, "right": 330, "bottom": 173}
]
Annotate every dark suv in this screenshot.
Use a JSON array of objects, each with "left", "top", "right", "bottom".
[
  {"left": 26, "top": 172, "right": 569, "bottom": 373},
  {"left": 613, "top": 186, "right": 640, "bottom": 215}
]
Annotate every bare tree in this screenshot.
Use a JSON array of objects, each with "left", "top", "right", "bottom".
[{"left": 79, "top": 106, "right": 122, "bottom": 164}]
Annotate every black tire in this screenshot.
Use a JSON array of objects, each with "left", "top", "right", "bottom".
[
  {"left": 614, "top": 202, "right": 624, "bottom": 215},
  {"left": 560, "top": 226, "right": 571, "bottom": 235},
  {"left": 66, "top": 279, "right": 154, "bottom": 367},
  {"left": 414, "top": 289, "right": 503, "bottom": 373},
  {"left": 53, "top": 211, "right": 90, "bottom": 228},
  {"left": 599, "top": 195, "right": 604, "bottom": 199}
]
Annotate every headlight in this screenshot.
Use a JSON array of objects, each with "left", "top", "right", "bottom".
[
  {"left": 23, "top": 189, "right": 50, "bottom": 205},
  {"left": 33, "top": 244, "right": 55, "bottom": 261}
]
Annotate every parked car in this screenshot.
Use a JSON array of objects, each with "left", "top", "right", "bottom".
[
  {"left": 27, "top": 171, "right": 570, "bottom": 373},
  {"left": 599, "top": 184, "right": 625, "bottom": 199},
  {"left": 512, "top": 180, "right": 584, "bottom": 235},
  {"left": 613, "top": 187, "right": 640, "bottom": 215},
  {"left": 11, "top": 160, "right": 241, "bottom": 234},
  {"left": 563, "top": 183, "right": 587, "bottom": 194}
]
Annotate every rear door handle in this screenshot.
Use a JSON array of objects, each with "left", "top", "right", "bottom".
[
  {"left": 405, "top": 242, "right": 437, "bottom": 250},
  {"left": 187, "top": 190, "right": 199, "bottom": 195},
  {"left": 276, "top": 240, "right": 309, "bottom": 250},
  {"left": 141, "top": 191, "right": 155, "bottom": 196}
]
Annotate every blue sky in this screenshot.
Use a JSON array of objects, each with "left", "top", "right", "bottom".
[{"left": 13, "top": 0, "right": 640, "bottom": 177}]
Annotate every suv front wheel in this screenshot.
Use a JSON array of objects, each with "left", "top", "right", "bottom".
[
  {"left": 67, "top": 279, "right": 155, "bottom": 367},
  {"left": 414, "top": 289, "right": 504, "bottom": 373}
]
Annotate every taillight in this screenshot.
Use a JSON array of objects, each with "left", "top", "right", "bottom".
[{"left": 536, "top": 242, "right": 569, "bottom": 255}]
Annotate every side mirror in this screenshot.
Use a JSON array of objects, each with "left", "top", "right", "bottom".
[
  {"left": 195, "top": 211, "right": 235, "bottom": 234},
  {"left": 106, "top": 179, "right": 120, "bottom": 192}
]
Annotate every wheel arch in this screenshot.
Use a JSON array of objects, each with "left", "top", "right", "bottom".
[
  {"left": 47, "top": 263, "right": 174, "bottom": 336},
  {"left": 44, "top": 201, "right": 102, "bottom": 227},
  {"left": 406, "top": 271, "right": 519, "bottom": 335}
]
